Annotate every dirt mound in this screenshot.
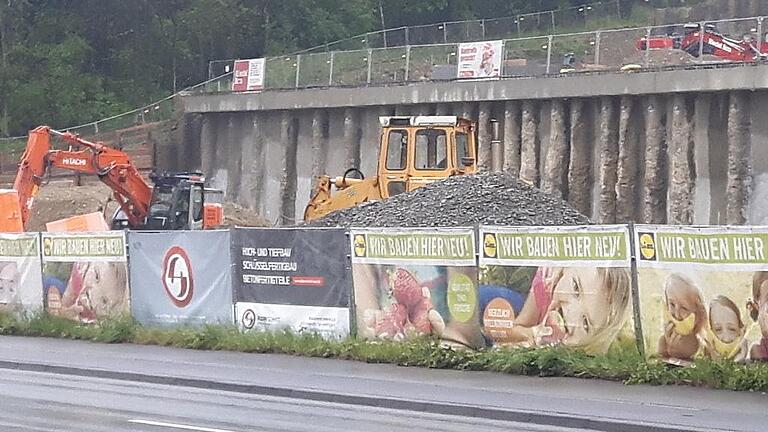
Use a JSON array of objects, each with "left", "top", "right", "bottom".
[
  {"left": 221, "top": 202, "right": 271, "bottom": 227},
  {"left": 307, "top": 173, "right": 590, "bottom": 228}
]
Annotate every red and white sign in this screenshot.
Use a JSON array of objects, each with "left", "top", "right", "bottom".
[
  {"left": 457, "top": 40, "right": 503, "bottom": 79},
  {"left": 231, "top": 58, "right": 266, "bottom": 92},
  {"left": 162, "top": 246, "right": 194, "bottom": 307}
]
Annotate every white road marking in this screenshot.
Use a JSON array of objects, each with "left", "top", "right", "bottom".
[{"left": 128, "top": 419, "right": 240, "bottom": 432}]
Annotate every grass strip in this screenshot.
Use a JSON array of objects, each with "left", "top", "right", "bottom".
[{"left": 1, "top": 312, "right": 767, "bottom": 392}]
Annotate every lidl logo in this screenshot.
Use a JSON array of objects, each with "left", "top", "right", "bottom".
[
  {"left": 639, "top": 233, "right": 656, "bottom": 261},
  {"left": 353, "top": 234, "right": 367, "bottom": 257},
  {"left": 483, "top": 233, "right": 497, "bottom": 258}
]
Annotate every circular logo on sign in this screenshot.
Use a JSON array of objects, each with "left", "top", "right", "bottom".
[
  {"left": 162, "top": 246, "right": 194, "bottom": 307},
  {"left": 483, "top": 233, "right": 497, "bottom": 258},
  {"left": 483, "top": 298, "right": 516, "bottom": 343},
  {"left": 353, "top": 234, "right": 367, "bottom": 257},
  {"left": 639, "top": 233, "right": 656, "bottom": 261},
  {"left": 242, "top": 309, "right": 256, "bottom": 330}
]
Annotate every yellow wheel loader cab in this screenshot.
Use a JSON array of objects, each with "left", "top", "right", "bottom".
[{"left": 304, "top": 115, "right": 477, "bottom": 222}]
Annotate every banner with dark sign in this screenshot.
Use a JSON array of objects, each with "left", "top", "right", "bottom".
[
  {"left": 128, "top": 230, "right": 233, "bottom": 327},
  {"left": 232, "top": 228, "right": 351, "bottom": 338}
]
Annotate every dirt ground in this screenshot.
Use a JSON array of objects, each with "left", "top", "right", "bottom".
[{"left": 25, "top": 179, "right": 268, "bottom": 231}]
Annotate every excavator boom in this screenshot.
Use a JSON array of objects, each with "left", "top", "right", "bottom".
[{"left": 12, "top": 126, "right": 153, "bottom": 230}]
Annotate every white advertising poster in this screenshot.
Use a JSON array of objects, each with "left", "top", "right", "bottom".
[
  {"left": 235, "top": 302, "right": 350, "bottom": 339},
  {"left": 231, "top": 58, "right": 266, "bottom": 92},
  {"left": 0, "top": 233, "right": 43, "bottom": 316},
  {"left": 457, "top": 40, "right": 503, "bottom": 79}
]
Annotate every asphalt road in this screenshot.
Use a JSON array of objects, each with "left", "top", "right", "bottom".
[{"left": 0, "top": 368, "right": 591, "bottom": 432}]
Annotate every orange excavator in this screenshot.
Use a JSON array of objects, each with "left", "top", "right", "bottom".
[{"left": 2, "top": 126, "right": 223, "bottom": 232}]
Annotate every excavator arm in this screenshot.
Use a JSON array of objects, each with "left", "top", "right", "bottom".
[{"left": 13, "top": 126, "right": 153, "bottom": 229}]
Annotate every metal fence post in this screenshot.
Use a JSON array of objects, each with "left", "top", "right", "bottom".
[
  {"left": 644, "top": 26, "right": 651, "bottom": 68},
  {"left": 516, "top": 15, "right": 521, "bottom": 35},
  {"left": 758, "top": 17, "right": 764, "bottom": 56},
  {"left": 295, "top": 54, "right": 301, "bottom": 89},
  {"left": 404, "top": 27, "right": 410, "bottom": 46},
  {"left": 481, "top": 19, "right": 486, "bottom": 39},
  {"left": 404, "top": 45, "right": 411, "bottom": 81},
  {"left": 93, "top": 121, "right": 99, "bottom": 134},
  {"left": 698, "top": 21, "right": 706, "bottom": 61},
  {"left": 328, "top": 51, "right": 335, "bottom": 86},
  {"left": 545, "top": 35, "right": 553, "bottom": 74},
  {"left": 443, "top": 22, "right": 448, "bottom": 43},
  {"left": 594, "top": 31, "right": 601, "bottom": 65},
  {"left": 551, "top": 11, "right": 556, "bottom": 32},
  {"left": 367, "top": 49, "right": 373, "bottom": 84}
]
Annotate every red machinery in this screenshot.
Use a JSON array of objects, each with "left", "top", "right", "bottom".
[{"left": 636, "top": 23, "right": 768, "bottom": 62}]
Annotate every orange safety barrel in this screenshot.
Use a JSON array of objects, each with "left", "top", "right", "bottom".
[{"left": 0, "top": 190, "right": 24, "bottom": 233}]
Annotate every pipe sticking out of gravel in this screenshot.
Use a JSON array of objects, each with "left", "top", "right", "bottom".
[{"left": 306, "top": 173, "right": 590, "bottom": 228}]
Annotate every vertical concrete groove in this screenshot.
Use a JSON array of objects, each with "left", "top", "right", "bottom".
[
  {"left": 520, "top": 100, "right": 539, "bottom": 186},
  {"left": 310, "top": 109, "right": 328, "bottom": 197},
  {"left": 726, "top": 91, "right": 752, "bottom": 225},
  {"left": 598, "top": 97, "right": 619, "bottom": 224},
  {"left": 343, "top": 107, "right": 360, "bottom": 169},
  {"left": 477, "top": 102, "right": 492, "bottom": 171},
  {"left": 668, "top": 94, "right": 696, "bottom": 225},
  {"left": 567, "top": 99, "right": 593, "bottom": 216},
  {"left": 616, "top": 96, "right": 638, "bottom": 223},
  {"left": 248, "top": 113, "right": 265, "bottom": 212},
  {"left": 279, "top": 112, "right": 298, "bottom": 225},
  {"left": 642, "top": 95, "right": 667, "bottom": 224},
  {"left": 542, "top": 99, "right": 569, "bottom": 199},
  {"left": 502, "top": 101, "right": 521, "bottom": 176}
]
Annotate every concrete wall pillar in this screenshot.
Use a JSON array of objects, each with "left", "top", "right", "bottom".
[
  {"left": 502, "top": 101, "right": 521, "bottom": 176},
  {"left": 616, "top": 96, "right": 640, "bottom": 222},
  {"left": 568, "top": 98, "right": 593, "bottom": 216},
  {"left": 542, "top": 99, "right": 569, "bottom": 199},
  {"left": 199, "top": 114, "right": 216, "bottom": 176},
  {"left": 597, "top": 97, "right": 619, "bottom": 224},
  {"left": 727, "top": 91, "right": 752, "bottom": 225},
  {"left": 343, "top": 107, "right": 360, "bottom": 170},
  {"left": 668, "top": 94, "right": 695, "bottom": 225},
  {"left": 310, "top": 109, "right": 329, "bottom": 197},
  {"left": 520, "top": 100, "right": 540, "bottom": 186},
  {"left": 692, "top": 95, "right": 712, "bottom": 225},
  {"left": 643, "top": 95, "right": 667, "bottom": 224},
  {"left": 477, "top": 102, "right": 493, "bottom": 171},
  {"left": 240, "top": 113, "right": 265, "bottom": 211},
  {"left": 279, "top": 112, "right": 299, "bottom": 225}
]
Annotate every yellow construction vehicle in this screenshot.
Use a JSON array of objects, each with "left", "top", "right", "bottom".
[{"left": 304, "top": 116, "right": 477, "bottom": 221}]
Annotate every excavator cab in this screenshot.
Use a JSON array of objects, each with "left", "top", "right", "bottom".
[
  {"left": 378, "top": 116, "right": 477, "bottom": 198},
  {"left": 112, "top": 172, "right": 223, "bottom": 230},
  {"left": 303, "top": 116, "right": 476, "bottom": 222}
]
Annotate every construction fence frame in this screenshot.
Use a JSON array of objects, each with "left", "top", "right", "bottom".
[{"left": 192, "top": 14, "right": 767, "bottom": 94}]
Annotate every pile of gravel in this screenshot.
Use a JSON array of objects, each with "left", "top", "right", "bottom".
[{"left": 307, "top": 172, "right": 590, "bottom": 228}]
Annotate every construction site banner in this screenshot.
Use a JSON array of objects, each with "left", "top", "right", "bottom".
[
  {"left": 635, "top": 225, "right": 768, "bottom": 364},
  {"left": 0, "top": 233, "right": 42, "bottom": 316},
  {"left": 457, "top": 40, "right": 503, "bottom": 79},
  {"left": 478, "top": 225, "right": 634, "bottom": 354},
  {"left": 350, "top": 228, "right": 484, "bottom": 349},
  {"left": 231, "top": 58, "right": 265, "bottom": 92},
  {"left": 232, "top": 228, "right": 351, "bottom": 339},
  {"left": 41, "top": 231, "right": 129, "bottom": 323},
  {"left": 128, "top": 230, "right": 233, "bottom": 327}
]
